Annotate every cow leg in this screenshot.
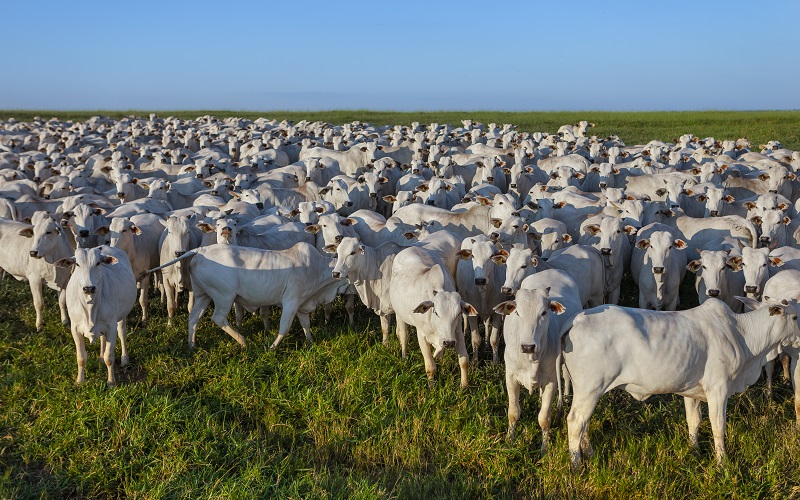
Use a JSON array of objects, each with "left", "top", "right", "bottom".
[
  {"left": 489, "top": 314, "right": 502, "bottom": 364},
  {"left": 684, "top": 397, "right": 702, "bottom": 448},
  {"left": 323, "top": 302, "right": 332, "bottom": 323},
  {"left": 71, "top": 326, "right": 87, "bottom": 384},
  {"left": 455, "top": 324, "right": 469, "bottom": 389},
  {"left": 468, "top": 315, "right": 481, "bottom": 362},
  {"left": 791, "top": 353, "right": 800, "bottom": 427},
  {"left": 506, "top": 373, "right": 521, "bottom": 441},
  {"left": 138, "top": 275, "right": 150, "bottom": 325},
  {"left": 234, "top": 303, "right": 244, "bottom": 328},
  {"left": 395, "top": 318, "right": 409, "bottom": 360},
  {"left": 29, "top": 279, "right": 44, "bottom": 332},
  {"left": 563, "top": 364, "right": 572, "bottom": 398},
  {"left": 104, "top": 330, "right": 117, "bottom": 387},
  {"left": 782, "top": 353, "right": 791, "bottom": 381},
  {"left": 260, "top": 307, "right": 270, "bottom": 333},
  {"left": 379, "top": 313, "right": 391, "bottom": 345},
  {"left": 270, "top": 304, "right": 299, "bottom": 349},
  {"left": 118, "top": 319, "right": 129, "bottom": 367},
  {"left": 567, "top": 389, "right": 601, "bottom": 471},
  {"left": 187, "top": 291, "right": 194, "bottom": 313},
  {"left": 539, "top": 381, "right": 557, "bottom": 455},
  {"left": 345, "top": 293, "right": 355, "bottom": 325},
  {"left": 58, "top": 288, "right": 68, "bottom": 326},
  {"left": 99, "top": 336, "right": 106, "bottom": 361},
  {"left": 707, "top": 395, "right": 728, "bottom": 464},
  {"left": 417, "top": 331, "right": 436, "bottom": 388},
  {"left": 164, "top": 281, "right": 176, "bottom": 327},
  {"left": 209, "top": 295, "right": 246, "bottom": 347},
  {"left": 765, "top": 360, "right": 774, "bottom": 398},
  {"left": 298, "top": 311, "right": 313, "bottom": 345},
  {"left": 187, "top": 290, "right": 211, "bottom": 348}
]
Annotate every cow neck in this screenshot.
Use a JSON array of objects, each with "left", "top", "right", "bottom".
[{"left": 734, "top": 306, "right": 794, "bottom": 359}]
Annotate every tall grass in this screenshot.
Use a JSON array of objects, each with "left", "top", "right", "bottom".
[{"left": 2, "top": 111, "right": 800, "bottom": 497}]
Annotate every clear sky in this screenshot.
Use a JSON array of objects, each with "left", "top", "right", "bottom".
[{"left": 2, "top": 0, "right": 798, "bottom": 111}]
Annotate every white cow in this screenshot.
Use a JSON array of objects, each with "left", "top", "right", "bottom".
[
  {"left": 58, "top": 246, "right": 137, "bottom": 386},
  {"left": 563, "top": 297, "right": 800, "bottom": 468}
]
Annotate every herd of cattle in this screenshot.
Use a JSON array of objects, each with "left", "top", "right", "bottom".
[{"left": 2, "top": 114, "right": 800, "bottom": 469}]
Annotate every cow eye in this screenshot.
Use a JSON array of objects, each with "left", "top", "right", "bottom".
[
  {"left": 520, "top": 265, "right": 527, "bottom": 269},
  {"left": 541, "top": 310, "right": 548, "bottom": 317},
  {"left": 46, "top": 231, "right": 52, "bottom": 234}
]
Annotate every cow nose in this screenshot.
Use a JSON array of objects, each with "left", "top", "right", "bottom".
[
  {"left": 334, "top": 235, "right": 344, "bottom": 243},
  {"left": 256, "top": 202, "right": 264, "bottom": 210},
  {"left": 760, "top": 236, "right": 771, "bottom": 244},
  {"left": 769, "top": 190, "right": 778, "bottom": 194},
  {"left": 710, "top": 210, "right": 719, "bottom": 217},
  {"left": 707, "top": 289, "right": 721, "bottom": 297},
  {"left": 369, "top": 193, "right": 377, "bottom": 198},
  {"left": 305, "top": 222, "right": 313, "bottom": 227},
  {"left": 29, "top": 250, "right": 39, "bottom": 258},
  {"left": 653, "top": 267, "right": 665, "bottom": 274},
  {"left": 426, "top": 200, "right": 435, "bottom": 205},
  {"left": 44, "top": 194, "right": 51, "bottom": 199},
  {"left": 509, "top": 183, "right": 517, "bottom": 188},
  {"left": 210, "top": 190, "right": 219, "bottom": 196},
  {"left": 501, "top": 287, "right": 513, "bottom": 295},
  {"left": 670, "top": 204, "right": 680, "bottom": 209},
  {"left": 117, "top": 192, "right": 125, "bottom": 198},
  {"left": 196, "top": 174, "right": 203, "bottom": 178},
  {"left": 475, "top": 277, "right": 487, "bottom": 285},
  {"left": 490, "top": 232, "right": 499, "bottom": 241},
  {"left": 521, "top": 344, "right": 536, "bottom": 354},
  {"left": 443, "top": 340, "right": 456, "bottom": 348},
  {"left": 174, "top": 251, "right": 185, "bottom": 257},
  {"left": 33, "top": 177, "right": 41, "bottom": 182},
  {"left": 487, "top": 176, "right": 494, "bottom": 182},
  {"left": 82, "top": 286, "right": 96, "bottom": 294},
  {"left": 79, "top": 230, "right": 89, "bottom": 237},
  {"left": 745, "top": 285, "right": 758, "bottom": 294},
  {"left": 599, "top": 182, "right": 607, "bottom": 188},
  {"left": 345, "top": 201, "right": 353, "bottom": 207},
  {"left": 601, "top": 248, "right": 612, "bottom": 255},
  {"left": 332, "top": 271, "right": 341, "bottom": 279}
]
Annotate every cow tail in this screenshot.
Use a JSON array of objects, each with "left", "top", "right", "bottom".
[{"left": 144, "top": 249, "right": 199, "bottom": 275}]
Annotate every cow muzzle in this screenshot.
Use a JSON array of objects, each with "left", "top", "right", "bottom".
[
  {"left": 256, "top": 202, "right": 264, "bottom": 210},
  {"left": 174, "top": 251, "right": 185, "bottom": 257},
  {"left": 83, "top": 286, "right": 96, "bottom": 294},
  {"left": 760, "top": 236, "right": 771, "bottom": 246},
  {"left": 29, "top": 250, "right": 40, "bottom": 258},
  {"left": 521, "top": 344, "right": 536, "bottom": 354},
  {"left": 745, "top": 285, "right": 759, "bottom": 294},
  {"left": 210, "top": 190, "right": 219, "bottom": 196},
  {"left": 117, "top": 192, "right": 125, "bottom": 198},
  {"left": 709, "top": 210, "right": 719, "bottom": 217},
  {"left": 345, "top": 201, "right": 353, "bottom": 207},
  {"left": 79, "top": 230, "right": 89, "bottom": 238},
  {"left": 334, "top": 235, "right": 344, "bottom": 243},
  {"left": 475, "top": 277, "right": 487, "bottom": 286},
  {"left": 332, "top": 271, "right": 341, "bottom": 279},
  {"left": 599, "top": 182, "right": 607, "bottom": 189},
  {"left": 601, "top": 248, "right": 612, "bottom": 255},
  {"left": 501, "top": 287, "right": 513, "bottom": 296},
  {"left": 653, "top": 267, "right": 665, "bottom": 274},
  {"left": 707, "top": 289, "right": 721, "bottom": 297},
  {"left": 443, "top": 340, "right": 456, "bottom": 348}
]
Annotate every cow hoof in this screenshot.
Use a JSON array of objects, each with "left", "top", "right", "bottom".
[{"left": 120, "top": 357, "right": 130, "bottom": 367}]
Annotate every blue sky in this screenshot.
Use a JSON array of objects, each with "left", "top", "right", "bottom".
[{"left": 2, "top": 0, "right": 798, "bottom": 111}]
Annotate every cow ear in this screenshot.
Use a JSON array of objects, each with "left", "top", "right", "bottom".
[
  {"left": 315, "top": 206, "right": 325, "bottom": 214},
  {"left": 382, "top": 195, "right": 397, "bottom": 203},
  {"left": 769, "top": 257, "right": 784, "bottom": 267},
  {"left": 130, "top": 225, "right": 142, "bottom": 235},
  {"left": 492, "top": 301, "right": 516, "bottom": 316},
  {"left": 724, "top": 195, "right": 735, "bottom": 203},
  {"left": 769, "top": 305, "right": 785, "bottom": 316},
  {"left": 554, "top": 201, "right": 566, "bottom": 209},
  {"left": 789, "top": 173, "right": 797, "bottom": 181},
  {"left": 636, "top": 238, "right": 650, "bottom": 249},
  {"left": 319, "top": 186, "right": 332, "bottom": 195},
  {"left": 403, "top": 231, "right": 418, "bottom": 240},
  {"left": 304, "top": 224, "right": 320, "bottom": 234},
  {"left": 489, "top": 218, "right": 503, "bottom": 228},
  {"left": 655, "top": 188, "right": 667, "bottom": 197},
  {"left": 696, "top": 194, "right": 707, "bottom": 202},
  {"left": 197, "top": 222, "right": 215, "bottom": 233},
  {"left": 562, "top": 234, "right": 572, "bottom": 243},
  {"left": 101, "top": 255, "right": 118, "bottom": 265},
  {"left": 18, "top": 227, "right": 34, "bottom": 237},
  {"left": 95, "top": 226, "right": 109, "bottom": 236},
  {"left": 476, "top": 196, "right": 492, "bottom": 206},
  {"left": 674, "top": 239, "right": 687, "bottom": 249},
  {"left": 341, "top": 218, "right": 358, "bottom": 227},
  {"left": 322, "top": 244, "right": 338, "bottom": 254},
  {"left": 624, "top": 225, "right": 638, "bottom": 235},
  {"left": 55, "top": 257, "right": 76, "bottom": 267},
  {"left": 727, "top": 255, "right": 743, "bottom": 271},
  {"left": 549, "top": 300, "right": 566, "bottom": 315},
  {"left": 758, "top": 173, "right": 770, "bottom": 181},
  {"left": 783, "top": 216, "right": 792, "bottom": 225},
  {"left": 743, "top": 201, "right": 757, "bottom": 210},
  {"left": 456, "top": 249, "right": 473, "bottom": 260},
  {"left": 461, "top": 301, "right": 479, "bottom": 316},
  {"left": 531, "top": 256, "right": 540, "bottom": 267},
  {"left": 584, "top": 224, "right": 600, "bottom": 236},
  {"left": 358, "top": 244, "right": 365, "bottom": 254},
  {"left": 735, "top": 295, "right": 761, "bottom": 310},
  {"left": 413, "top": 301, "right": 434, "bottom": 314},
  {"left": 289, "top": 209, "right": 300, "bottom": 217},
  {"left": 490, "top": 252, "right": 507, "bottom": 265},
  {"left": 687, "top": 260, "right": 702, "bottom": 272},
  {"left": 229, "top": 191, "right": 241, "bottom": 199}
]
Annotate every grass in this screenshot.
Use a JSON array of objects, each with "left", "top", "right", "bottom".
[
  {"left": 2, "top": 110, "right": 800, "bottom": 498},
  {"left": 2, "top": 110, "right": 800, "bottom": 151}
]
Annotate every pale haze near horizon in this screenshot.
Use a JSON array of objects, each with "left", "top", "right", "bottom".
[{"left": 2, "top": 0, "right": 798, "bottom": 112}]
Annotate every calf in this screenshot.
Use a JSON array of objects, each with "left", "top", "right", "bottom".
[{"left": 630, "top": 223, "right": 688, "bottom": 311}]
